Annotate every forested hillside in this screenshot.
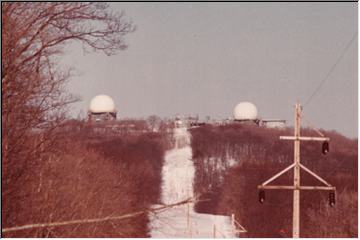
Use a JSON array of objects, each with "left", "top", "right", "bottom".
[
  {"left": 2, "top": 120, "right": 172, "bottom": 237},
  {"left": 190, "top": 124, "right": 357, "bottom": 237}
]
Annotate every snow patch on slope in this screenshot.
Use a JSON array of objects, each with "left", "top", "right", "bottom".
[
  {"left": 161, "top": 146, "right": 194, "bottom": 204},
  {"left": 149, "top": 127, "right": 235, "bottom": 238}
]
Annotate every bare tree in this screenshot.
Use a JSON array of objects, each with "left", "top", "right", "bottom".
[
  {"left": 2, "top": 2, "right": 135, "bottom": 166},
  {"left": 147, "top": 115, "right": 162, "bottom": 132},
  {"left": 2, "top": 2, "right": 135, "bottom": 231}
]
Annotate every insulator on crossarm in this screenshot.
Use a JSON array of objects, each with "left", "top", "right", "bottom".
[
  {"left": 322, "top": 141, "right": 330, "bottom": 155},
  {"left": 329, "top": 191, "right": 336, "bottom": 207},
  {"left": 259, "top": 190, "right": 265, "bottom": 204}
]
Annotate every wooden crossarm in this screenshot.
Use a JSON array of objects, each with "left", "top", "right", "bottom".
[
  {"left": 258, "top": 185, "right": 335, "bottom": 191},
  {"left": 299, "top": 163, "right": 332, "bottom": 187},
  {"left": 260, "top": 163, "right": 295, "bottom": 186},
  {"left": 280, "top": 136, "right": 330, "bottom": 141}
]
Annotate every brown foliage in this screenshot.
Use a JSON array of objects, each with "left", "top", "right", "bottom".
[
  {"left": 190, "top": 123, "right": 357, "bottom": 237},
  {"left": 2, "top": 122, "right": 170, "bottom": 237}
]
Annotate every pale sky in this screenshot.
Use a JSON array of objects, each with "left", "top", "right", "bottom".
[{"left": 62, "top": 3, "right": 358, "bottom": 138}]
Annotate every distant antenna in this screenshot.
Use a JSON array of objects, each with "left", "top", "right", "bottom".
[{"left": 257, "top": 102, "right": 335, "bottom": 238}]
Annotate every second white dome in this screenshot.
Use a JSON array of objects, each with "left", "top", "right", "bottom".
[
  {"left": 233, "top": 101, "right": 258, "bottom": 120},
  {"left": 89, "top": 94, "right": 116, "bottom": 113}
]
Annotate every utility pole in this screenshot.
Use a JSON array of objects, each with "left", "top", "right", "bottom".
[
  {"left": 258, "top": 102, "right": 335, "bottom": 238},
  {"left": 293, "top": 102, "right": 301, "bottom": 238}
]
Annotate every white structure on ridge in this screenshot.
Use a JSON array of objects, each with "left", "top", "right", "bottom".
[
  {"left": 88, "top": 94, "right": 117, "bottom": 122},
  {"left": 233, "top": 101, "right": 258, "bottom": 121},
  {"left": 233, "top": 101, "right": 286, "bottom": 128}
]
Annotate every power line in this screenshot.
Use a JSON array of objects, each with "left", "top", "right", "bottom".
[
  {"left": 2, "top": 197, "right": 197, "bottom": 234},
  {"left": 302, "top": 114, "right": 325, "bottom": 137},
  {"left": 304, "top": 32, "right": 357, "bottom": 107}
]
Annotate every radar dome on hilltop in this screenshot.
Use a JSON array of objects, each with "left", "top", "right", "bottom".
[
  {"left": 89, "top": 95, "right": 116, "bottom": 113},
  {"left": 233, "top": 102, "right": 258, "bottom": 120},
  {"left": 88, "top": 94, "right": 117, "bottom": 123}
]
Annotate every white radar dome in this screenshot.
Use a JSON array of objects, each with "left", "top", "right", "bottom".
[
  {"left": 233, "top": 102, "right": 258, "bottom": 120},
  {"left": 89, "top": 94, "right": 116, "bottom": 113}
]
